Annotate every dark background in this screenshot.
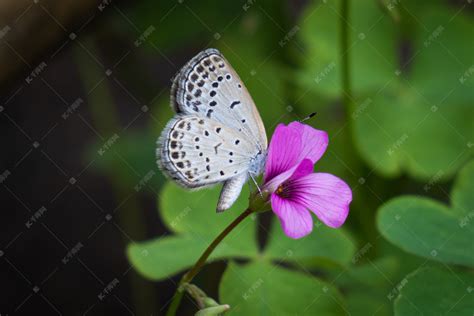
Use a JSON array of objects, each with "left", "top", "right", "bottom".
[{"left": 0, "top": 1, "right": 207, "bottom": 314}]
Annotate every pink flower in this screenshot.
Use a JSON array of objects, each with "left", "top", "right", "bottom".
[{"left": 262, "top": 122, "right": 352, "bottom": 239}]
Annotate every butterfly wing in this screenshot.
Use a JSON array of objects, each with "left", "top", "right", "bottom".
[
  {"left": 158, "top": 114, "right": 256, "bottom": 189},
  {"left": 170, "top": 48, "right": 267, "bottom": 151}
]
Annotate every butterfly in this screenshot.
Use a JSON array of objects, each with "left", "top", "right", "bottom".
[{"left": 157, "top": 48, "right": 267, "bottom": 212}]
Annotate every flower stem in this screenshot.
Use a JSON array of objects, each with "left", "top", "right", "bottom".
[{"left": 166, "top": 208, "right": 254, "bottom": 316}]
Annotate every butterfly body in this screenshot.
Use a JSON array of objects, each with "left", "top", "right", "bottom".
[{"left": 157, "top": 48, "right": 267, "bottom": 212}]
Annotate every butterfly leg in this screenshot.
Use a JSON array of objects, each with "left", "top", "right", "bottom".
[{"left": 249, "top": 173, "right": 263, "bottom": 197}]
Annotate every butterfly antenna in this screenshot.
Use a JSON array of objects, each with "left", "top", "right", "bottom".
[
  {"left": 249, "top": 173, "right": 263, "bottom": 197},
  {"left": 300, "top": 112, "right": 317, "bottom": 122}
]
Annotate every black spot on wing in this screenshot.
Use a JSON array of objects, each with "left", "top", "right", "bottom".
[{"left": 230, "top": 101, "right": 241, "bottom": 109}]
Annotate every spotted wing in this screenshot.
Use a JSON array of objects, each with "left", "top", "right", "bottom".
[
  {"left": 170, "top": 48, "right": 267, "bottom": 152},
  {"left": 157, "top": 114, "right": 258, "bottom": 189}
]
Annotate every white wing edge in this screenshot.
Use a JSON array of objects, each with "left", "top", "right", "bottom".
[{"left": 170, "top": 48, "right": 221, "bottom": 113}]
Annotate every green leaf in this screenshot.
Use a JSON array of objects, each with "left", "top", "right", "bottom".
[
  {"left": 127, "top": 182, "right": 258, "bottom": 280},
  {"left": 452, "top": 160, "right": 474, "bottom": 215},
  {"left": 378, "top": 197, "right": 474, "bottom": 267},
  {"left": 394, "top": 266, "right": 474, "bottom": 315},
  {"left": 346, "top": 292, "right": 391, "bottom": 316},
  {"left": 352, "top": 6, "right": 474, "bottom": 180},
  {"left": 336, "top": 257, "right": 399, "bottom": 288},
  {"left": 127, "top": 234, "right": 256, "bottom": 281},
  {"left": 264, "top": 217, "right": 356, "bottom": 267},
  {"left": 408, "top": 8, "right": 474, "bottom": 105},
  {"left": 297, "top": 0, "right": 397, "bottom": 98},
  {"left": 353, "top": 87, "right": 473, "bottom": 179},
  {"left": 219, "top": 261, "right": 346, "bottom": 315},
  {"left": 160, "top": 182, "right": 257, "bottom": 241},
  {"left": 377, "top": 161, "right": 474, "bottom": 267},
  {"left": 298, "top": 1, "right": 474, "bottom": 180}
]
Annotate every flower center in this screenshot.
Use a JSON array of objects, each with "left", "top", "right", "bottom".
[{"left": 275, "top": 183, "right": 290, "bottom": 198}]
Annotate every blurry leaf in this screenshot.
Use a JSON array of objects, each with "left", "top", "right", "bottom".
[
  {"left": 353, "top": 86, "right": 473, "bottom": 179},
  {"left": 336, "top": 256, "right": 399, "bottom": 288},
  {"left": 264, "top": 217, "right": 356, "bottom": 267},
  {"left": 452, "top": 160, "right": 474, "bottom": 216},
  {"left": 377, "top": 160, "right": 474, "bottom": 267},
  {"left": 394, "top": 266, "right": 474, "bottom": 316},
  {"left": 378, "top": 197, "right": 474, "bottom": 267},
  {"left": 376, "top": 236, "right": 429, "bottom": 283},
  {"left": 297, "top": 1, "right": 474, "bottom": 180},
  {"left": 127, "top": 182, "right": 258, "bottom": 280},
  {"left": 149, "top": 95, "right": 174, "bottom": 136},
  {"left": 219, "top": 261, "right": 346, "bottom": 315},
  {"left": 331, "top": 257, "right": 398, "bottom": 316},
  {"left": 408, "top": 8, "right": 474, "bottom": 105},
  {"left": 346, "top": 292, "right": 391, "bottom": 316},
  {"left": 127, "top": 234, "right": 255, "bottom": 281},
  {"left": 127, "top": 1, "right": 239, "bottom": 51},
  {"left": 160, "top": 182, "right": 256, "bottom": 240},
  {"left": 297, "top": 0, "right": 397, "bottom": 98},
  {"left": 86, "top": 132, "right": 164, "bottom": 190}
]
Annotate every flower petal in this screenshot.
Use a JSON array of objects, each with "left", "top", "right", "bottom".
[
  {"left": 289, "top": 173, "right": 352, "bottom": 228},
  {"left": 264, "top": 123, "right": 302, "bottom": 182},
  {"left": 271, "top": 193, "right": 313, "bottom": 239},
  {"left": 288, "top": 122, "right": 328, "bottom": 164},
  {"left": 264, "top": 159, "right": 313, "bottom": 194}
]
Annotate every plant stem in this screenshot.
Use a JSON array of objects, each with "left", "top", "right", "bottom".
[
  {"left": 166, "top": 208, "right": 254, "bottom": 316},
  {"left": 339, "top": 0, "right": 378, "bottom": 245},
  {"left": 341, "top": 0, "right": 352, "bottom": 109}
]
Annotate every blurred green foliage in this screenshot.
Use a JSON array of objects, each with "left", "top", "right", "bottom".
[
  {"left": 81, "top": 0, "right": 474, "bottom": 314},
  {"left": 378, "top": 161, "right": 474, "bottom": 267},
  {"left": 298, "top": 0, "right": 473, "bottom": 179}
]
